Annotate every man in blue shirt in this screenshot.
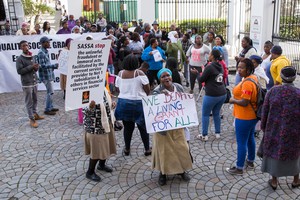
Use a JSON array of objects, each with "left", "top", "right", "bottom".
[{"left": 37, "top": 36, "right": 59, "bottom": 115}]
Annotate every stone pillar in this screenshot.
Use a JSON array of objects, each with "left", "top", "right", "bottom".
[
  {"left": 250, "top": 0, "right": 274, "bottom": 54},
  {"left": 227, "top": 0, "right": 240, "bottom": 58},
  {"left": 137, "top": 0, "right": 155, "bottom": 24}
]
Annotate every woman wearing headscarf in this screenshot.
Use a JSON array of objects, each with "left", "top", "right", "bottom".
[
  {"left": 196, "top": 49, "right": 227, "bottom": 141},
  {"left": 226, "top": 58, "right": 259, "bottom": 175},
  {"left": 259, "top": 66, "right": 300, "bottom": 190},
  {"left": 83, "top": 88, "right": 117, "bottom": 182},
  {"left": 58, "top": 38, "right": 72, "bottom": 99},
  {"left": 166, "top": 31, "right": 186, "bottom": 71},
  {"left": 152, "top": 68, "right": 193, "bottom": 186},
  {"left": 234, "top": 36, "right": 257, "bottom": 85}
]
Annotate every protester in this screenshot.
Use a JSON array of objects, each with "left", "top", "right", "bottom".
[
  {"left": 83, "top": 88, "right": 117, "bottom": 182},
  {"left": 42, "top": 21, "right": 56, "bottom": 35},
  {"left": 190, "top": 27, "right": 198, "bottom": 44},
  {"left": 57, "top": 21, "right": 71, "bottom": 34},
  {"left": 261, "top": 41, "right": 274, "bottom": 90},
  {"left": 166, "top": 31, "right": 186, "bottom": 72},
  {"left": 16, "top": 40, "right": 44, "bottom": 128},
  {"left": 151, "top": 20, "right": 162, "bottom": 43},
  {"left": 203, "top": 27, "right": 215, "bottom": 43},
  {"left": 16, "top": 22, "right": 29, "bottom": 35},
  {"left": 186, "top": 35, "right": 210, "bottom": 94},
  {"left": 260, "top": 66, "right": 300, "bottom": 190},
  {"left": 180, "top": 33, "right": 193, "bottom": 87},
  {"left": 58, "top": 38, "right": 73, "bottom": 99},
  {"left": 152, "top": 68, "right": 193, "bottom": 186},
  {"left": 67, "top": 15, "right": 76, "bottom": 30},
  {"left": 0, "top": 21, "right": 15, "bottom": 35},
  {"left": 234, "top": 36, "right": 257, "bottom": 85},
  {"left": 36, "top": 36, "right": 59, "bottom": 115},
  {"left": 165, "top": 57, "right": 181, "bottom": 84},
  {"left": 34, "top": 24, "right": 41, "bottom": 35},
  {"left": 195, "top": 49, "right": 226, "bottom": 141},
  {"left": 114, "top": 54, "right": 151, "bottom": 156},
  {"left": 227, "top": 58, "right": 259, "bottom": 175},
  {"left": 128, "top": 32, "right": 144, "bottom": 64},
  {"left": 141, "top": 38, "right": 166, "bottom": 88},
  {"left": 270, "top": 45, "right": 291, "bottom": 85},
  {"left": 213, "top": 35, "right": 228, "bottom": 69},
  {"left": 96, "top": 13, "right": 107, "bottom": 32},
  {"left": 204, "top": 31, "right": 216, "bottom": 51}
]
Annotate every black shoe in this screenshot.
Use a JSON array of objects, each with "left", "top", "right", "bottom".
[
  {"left": 186, "top": 82, "right": 189, "bottom": 87},
  {"left": 179, "top": 172, "right": 190, "bottom": 181},
  {"left": 158, "top": 173, "right": 166, "bottom": 186},
  {"left": 144, "top": 149, "right": 152, "bottom": 156},
  {"left": 97, "top": 165, "right": 113, "bottom": 172},
  {"left": 51, "top": 108, "right": 59, "bottom": 112},
  {"left": 44, "top": 110, "right": 56, "bottom": 115},
  {"left": 86, "top": 172, "right": 101, "bottom": 182},
  {"left": 123, "top": 148, "right": 130, "bottom": 156}
]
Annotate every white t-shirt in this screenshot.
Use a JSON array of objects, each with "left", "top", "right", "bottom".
[
  {"left": 115, "top": 70, "right": 149, "bottom": 100},
  {"left": 186, "top": 44, "right": 210, "bottom": 67}
]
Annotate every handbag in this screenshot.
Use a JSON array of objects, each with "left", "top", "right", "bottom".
[
  {"left": 114, "top": 120, "right": 123, "bottom": 131},
  {"left": 257, "top": 134, "right": 264, "bottom": 158},
  {"left": 224, "top": 87, "right": 231, "bottom": 103}
]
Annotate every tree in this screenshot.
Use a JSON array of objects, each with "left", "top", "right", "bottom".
[{"left": 21, "top": 0, "right": 55, "bottom": 25}]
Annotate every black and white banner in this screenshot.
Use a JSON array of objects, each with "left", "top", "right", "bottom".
[{"left": 0, "top": 33, "right": 105, "bottom": 93}]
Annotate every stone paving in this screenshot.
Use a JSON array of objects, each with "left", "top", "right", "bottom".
[{"left": 1, "top": 74, "right": 300, "bottom": 200}]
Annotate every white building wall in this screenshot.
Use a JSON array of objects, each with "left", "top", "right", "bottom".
[
  {"left": 61, "top": 0, "right": 82, "bottom": 19},
  {"left": 137, "top": 0, "right": 155, "bottom": 24}
]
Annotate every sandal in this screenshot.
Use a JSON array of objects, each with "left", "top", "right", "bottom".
[{"left": 268, "top": 179, "right": 277, "bottom": 190}]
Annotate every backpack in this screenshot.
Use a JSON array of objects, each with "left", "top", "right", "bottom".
[{"left": 243, "top": 78, "right": 267, "bottom": 120}]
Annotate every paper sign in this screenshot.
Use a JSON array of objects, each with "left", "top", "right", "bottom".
[
  {"left": 65, "top": 40, "right": 111, "bottom": 111},
  {"left": 142, "top": 92, "right": 199, "bottom": 133},
  {"left": 153, "top": 50, "right": 163, "bottom": 62}
]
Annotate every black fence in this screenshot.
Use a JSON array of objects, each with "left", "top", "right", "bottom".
[
  {"left": 273, "top": 0, "right": 300, "bottom": 73},
  {"left": 155, "top": 0, "right": 230, "bottom": 40}
]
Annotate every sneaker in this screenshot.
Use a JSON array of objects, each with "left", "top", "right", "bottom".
[
  {"left": 201, "top": 135, "right": 208, "bottom": 141},
  {"left": 226, "top": 167, "right": 243, "bottom": 175},
  {"left": 30, "top": 119, "right": 38, "bottom": 128},
  {"left": 34, "top": 113, "right": 45, "bottom": 120},
  {"left": 44, "top": 110, "right": 56, "bottom": 115},
  {"left": 245, "top": 160, "right": 254, "bottom": 170},
  {"left": 51, "top": 108, "right": 59, "bottom": 112},
  {"left": 215, "top": 134, "right": 220, "bottom": 139}
]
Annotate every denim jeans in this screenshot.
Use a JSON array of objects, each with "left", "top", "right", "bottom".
[
  {"left": 235, "top": 118, "right": 257, "bottom": 169},
  {"left": 23, "top": 86, "right": 38, "bottom": 120},
  {"left": 43, "top": 80, "right": 54, "bottom": 111},
  {"left": 201, "top": 94, "right": 226, "bottom": 135},
  {"left": 107, "top": 64, "right": 115, "bottom": 75}
]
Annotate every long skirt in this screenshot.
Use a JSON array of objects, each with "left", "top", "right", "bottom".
[
  {"left": 261, "top": 156, "right": 300, "bottom": 177},
  {"left": 152, "top": 128, "right": 193, "bottom": 175},
  {"left": 84, "top": 124, "right": 117, "bottom": 160}
]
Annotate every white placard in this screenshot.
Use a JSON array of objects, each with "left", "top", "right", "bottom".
[
  {"left": 153, "top": 50, "right": 163, "bottom": 62},
  {"left": 142, "top": 92, "right": 199, "bottom": 133},
  {"left": 65, "top": 40, "right": 111, "bottom": 111},
  {"left": 0, "top": 33, "right": 106, "bottom": 93}
]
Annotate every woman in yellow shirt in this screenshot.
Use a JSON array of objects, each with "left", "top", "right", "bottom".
[{"left": 227, "top": 58, "right": 258, "bottom": 175}]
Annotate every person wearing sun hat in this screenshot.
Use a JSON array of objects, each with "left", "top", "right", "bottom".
[
  {"left": 260, "top": 66, "right": 300, "bottom": 190},
  {"left": 270, "top": 45, "right": 291, "bottom": 85},
  {"left": 151, "top": 67, "right": 192, "bottom": 186},
  {"left": 151, "top": 20, "right": 162, "bottom": 42}
]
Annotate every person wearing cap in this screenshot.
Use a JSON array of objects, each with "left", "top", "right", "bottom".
[
  {"left": 16, "top": 40, "right": 45, "bottom": 128},
  {"left": 270, "top": 45, "right": 291, "bottom": 85},
  {"left": 16, "top": 22, "right": 29, "bottom": 35},
  {"left": 36, "top": 36, "right": 59, "bottom": 115},
  {"left": 151, "top": 68, "right": 192, "bottom": 186},
  {"left": 57, "top": 21, "right": 71, "bottom": 34},
  {"left": 131, "top": 19, "right": 138, "bottom": 27},
  {"left": 96, "top": 13, "right": 107, "bottom": 32},
  {"left": 259, "top": 66, "right": 300, "bottom": 190},
  {"left": 90, "top": 24, "right": 98, "bottom": 33},
  {"left": 151, "top": 20, "right": 162, "bottom": 42},
  {"left": 120, "top": 22, "right": 130, "bottom": 37},
  {"left": 71, "top": 25, "right": 81, "bottom": 34},
  {"left": 75, "top": 19, "right": 85, "bottom": 33}
]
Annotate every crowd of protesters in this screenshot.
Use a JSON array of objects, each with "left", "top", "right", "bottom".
[{"left": 8, "top": 12, "right": 300, "bottom": 189}]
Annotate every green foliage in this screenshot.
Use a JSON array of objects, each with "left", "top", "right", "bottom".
[
  {"left": 22, "top": 0, "right": 55, "bottom": 18},
  {"left": 160, "top": 19, "right": 227, "bottom": 39},
  {"left": 279, "top": 16, "right": 300, "bottom": 40}
]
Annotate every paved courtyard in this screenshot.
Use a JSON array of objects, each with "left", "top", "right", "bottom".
[{"left": 0, "top": 74, "right": 300, "bottom": 200}]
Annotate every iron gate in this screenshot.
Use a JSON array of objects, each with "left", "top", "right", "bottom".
[
  {"left": 155, "top": 0, "right": 230, "bottom": 40},
  {"left": 272, "top": 0, "right": 300, "bottom": 73}
]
